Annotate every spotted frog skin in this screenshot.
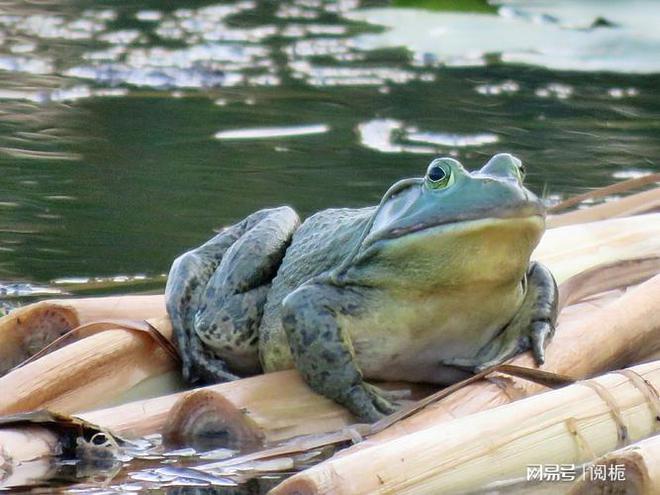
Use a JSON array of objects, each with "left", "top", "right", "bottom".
[{"left": 165, "top": 154, "right": 557, "bottom": 422}]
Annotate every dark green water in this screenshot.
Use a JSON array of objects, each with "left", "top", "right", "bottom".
[{"left": 0, "top": 0, "right": 658, "bottom": 293}]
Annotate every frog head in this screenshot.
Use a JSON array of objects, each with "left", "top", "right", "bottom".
[{"left": 352, "top": 153, "right": 545, "bottom": 288}]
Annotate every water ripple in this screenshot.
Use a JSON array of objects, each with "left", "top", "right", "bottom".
[
  {"left": 215, "top": 124, "right": 329, "bottom": 140},
  {"left": 358, "top": 119, "right": 499, "bottom": 155}
]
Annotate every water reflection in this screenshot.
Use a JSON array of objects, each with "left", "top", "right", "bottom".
[
  {"left": 0, "top": 0, "right": 657, "bottom": 291},
  {"left": 350, "top": 1, "right": 660, "bottom": 73},
  {"left": 215, "top": 124, "right": 329, "bottom": 140}
]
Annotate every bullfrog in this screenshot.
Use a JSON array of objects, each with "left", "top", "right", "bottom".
[{"left": 165, "top": 154, "right": 557, "bottom": 422}]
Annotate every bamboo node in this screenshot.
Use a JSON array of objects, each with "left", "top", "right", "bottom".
[
  {"left": 565, "top": 417, "right": 597, "bottom": 462},
  {"left": 579, "top": 380, "right": 629, "bottom": 448},
  {"left": 616, "top": 369, "right": 660, "bottom": 431}
]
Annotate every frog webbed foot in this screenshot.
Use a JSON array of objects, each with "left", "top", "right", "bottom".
[
  {"left": 282, "top": 283, "right": 399, "bottom": 423},
  {"left": 165, "top": 206, "right": 300, "bottom": 384}
]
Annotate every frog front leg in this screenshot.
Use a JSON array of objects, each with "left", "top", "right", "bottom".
[
  {"left": 166, "top": 206, "right": 299, "bottom": 383},
  {"left": 281, "top": 283, "right": 397, "bottom": 422},
  {"left": 443, "top": 261, "right": 558, "bottom": 370}
]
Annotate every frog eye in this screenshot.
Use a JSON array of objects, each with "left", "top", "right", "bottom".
[
  {"left": 425, "top": 160, "right": 453, "bottom": 189},
  {"left": 517, "top": 162, "right": 526, "bottom": 181}
]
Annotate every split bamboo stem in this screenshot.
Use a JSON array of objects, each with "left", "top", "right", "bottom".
[
  {"left": 0, "top": 295, "right": 164, "bottom": 375},
  {"left": 271, "top": 360, "right": 660, "bottom": 495},
  {"left": 0, "top": 317, "right": 173, "bottom": 415},
  {"left": 570, "top": 434, "right": 660, "bottom": 495}
]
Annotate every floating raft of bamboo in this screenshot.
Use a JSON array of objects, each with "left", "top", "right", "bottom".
[{"left": 0, "top": 186, "right": 658, "bottom": 493}]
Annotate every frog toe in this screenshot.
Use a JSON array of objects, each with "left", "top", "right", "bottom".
[
  {"left": 342, "top": 383, "right": 397, "bottom": 423},
  {"left": 530, "top": 319, "right": 554, "bottom": 365}
]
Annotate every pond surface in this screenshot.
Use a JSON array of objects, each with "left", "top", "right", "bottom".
[{"left": 0, "top": 0, "right": 658, "bottom": 294}]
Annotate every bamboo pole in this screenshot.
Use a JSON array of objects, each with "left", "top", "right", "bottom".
[
  {"left": 534, "top": 213, "right": 660, "bottom": 283},
  {"left": 0, "top": 374, "right": 431, "bottom": 469},
  {"left": 548, "top": 187, "right": 660, "bottom": 228},
  {"left": 0, "top": 317, "right": 174, "bottom": 415},
  {"left": 78, "top": 370, "right": 356, "bottom": 442},
  {"left": 0, "top": 295, "right": 164, "bottom": 376},
  {"left": 271, "top": 361, "right": 660, "bottom": 495},
  {"left": 569, "top": 434, "right": 660, "bottom": 495},
  {"left": 79, "top": 373, "right": 433, "bottom": 446}
]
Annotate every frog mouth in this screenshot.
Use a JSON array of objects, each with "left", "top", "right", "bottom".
[{"left": 367, "top": 201, "right": 545, "bottom": 243}]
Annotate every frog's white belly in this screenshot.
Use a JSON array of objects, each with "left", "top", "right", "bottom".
[{"left": 349, "top": 284, "right": 523, "bottom": 384}]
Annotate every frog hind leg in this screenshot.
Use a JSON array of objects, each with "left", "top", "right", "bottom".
[
  {"left": 281, "top": 283, "right": 398, "bottom": 423},
  {"left": 165, "top": 206, "right": 300, "bottom": 384},
  {"left": 443, "top": 261, "right": 558, "bottom": 371}
]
